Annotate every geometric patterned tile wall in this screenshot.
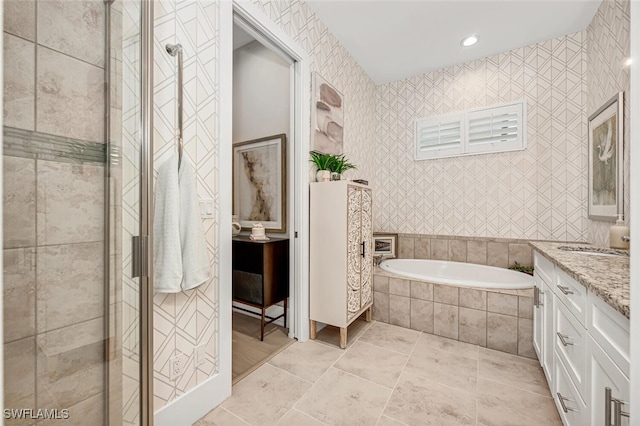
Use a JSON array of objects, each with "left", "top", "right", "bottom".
[
  {"left": 586, "top": 0, "right": 631, "bottom": 247},
  {"left": 374, "top": 32, "right": 588, "bottom": 242},
  {"left": 152, "top": 0, "right": 219, "bottom": 409},
  {"left": 250, "top": 0, "right": 378, "bottom": 182}
]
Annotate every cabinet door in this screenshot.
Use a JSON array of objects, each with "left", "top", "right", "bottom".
[
  {"left": 347, "top": 186, "right": 362, "bottom": 320},
  {"left": 360, "top": 188, "right": 373, "bottom": 308},
  {"left": 588, "top": 336, "right": 630, "bottom": 426},
  {"left": 533, "top": 274, "right": 544, "bottom": 363}
]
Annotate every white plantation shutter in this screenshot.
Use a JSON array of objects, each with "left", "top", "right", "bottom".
[
  {"left": 415, "top": 101, "right": 526, "bottom": 160},
  {"left": 415, "top": 113, "right": 463, "bottom": 160},
  {"left": 467, "top": 102, "right": 524, "bottom": 154}
]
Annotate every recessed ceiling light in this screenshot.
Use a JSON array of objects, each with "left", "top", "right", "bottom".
[{"left": 461, "top": 34, "right": 479, "bottom": 47}]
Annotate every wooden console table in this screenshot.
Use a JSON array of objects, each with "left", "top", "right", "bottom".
[{"left": 232, "top": 236, "right": 289, "bottom": 341}]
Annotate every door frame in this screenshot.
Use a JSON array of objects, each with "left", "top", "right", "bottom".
[
  {"left": 154, "top": 2, "right": 310, "bottom": 424},
  {"left": 223, "top": 0, "right": 311, "bottom": 343}
]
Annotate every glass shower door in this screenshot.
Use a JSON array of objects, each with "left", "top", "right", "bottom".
[{"left": 2, "top": 0, "right": 150, "bottom": 424}]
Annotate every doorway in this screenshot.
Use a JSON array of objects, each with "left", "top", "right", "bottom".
[{"left": 229, "top": 16, "right": 297, "bottom": 383}]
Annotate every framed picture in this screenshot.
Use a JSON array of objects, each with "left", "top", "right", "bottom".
[
  {"left": 233, "top": 134, "right": 286, "bottom": 233},
  {"left": 588, "top": 92, "right": 624, "bottom": 221},
  {"left": 373, "top": 233, "right": 398, "bottom": 258},
  {"left": 312, "top": 73, "right": 344, "bottom": 155}
]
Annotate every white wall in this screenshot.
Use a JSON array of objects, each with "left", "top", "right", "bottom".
[{"left": 233, "top": 40, "right": 290, "bottom": 143}]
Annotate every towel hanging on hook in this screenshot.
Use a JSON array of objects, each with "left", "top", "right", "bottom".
[{"left": 166, "top": 43, "right": 184, "bottom": 168}]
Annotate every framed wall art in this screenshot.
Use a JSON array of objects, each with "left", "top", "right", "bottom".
[
  {"left": 373, "top": 233, "right": 398, "bottom": 258},
  {"left": 233, "top": 134, "right": 286, "bottom": 233},
  {"left": 312, "top": 73, "right": 344, "bottom": 155},
  {"left": 588, "top": 92, "right": 624, "bottom": 221}
]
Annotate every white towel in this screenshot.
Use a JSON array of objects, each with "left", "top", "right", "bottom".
[
  {"left": 153, "top": 153, "right": 183, "bottom": 292},
  {"left": 178, "top": 157, "right": 211, "bottom": 290}
]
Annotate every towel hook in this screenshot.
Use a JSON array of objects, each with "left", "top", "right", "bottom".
[{"left": 166, "top": 43, "right": 183, "bottom": 168}]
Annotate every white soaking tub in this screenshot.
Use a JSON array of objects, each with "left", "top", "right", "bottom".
[{"left": 379, "top": 258, "right": 533, "bottom": 289}]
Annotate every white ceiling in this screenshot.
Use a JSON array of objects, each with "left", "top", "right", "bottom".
[{"left": 306, "top": 0, "right": 601, "bottom": 85}]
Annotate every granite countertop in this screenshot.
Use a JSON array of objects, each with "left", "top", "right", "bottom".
[{"left": 529, "top": 241, "right": 630, "bottom": 319}]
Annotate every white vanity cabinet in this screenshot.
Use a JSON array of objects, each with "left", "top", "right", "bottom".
[
  {"left": 309, "top": 181, "right": 373, "bottom": 348},
  {"left": 533, "top": 252, "right": 555, "bottom": 387},
  {"left": 532, "top": 248, "right": 630, "bottom": 426}
]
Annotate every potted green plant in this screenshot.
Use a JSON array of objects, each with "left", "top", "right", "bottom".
[
  {"left": 329, "top": 154, "right": 357, "bottom": 180},
  {"left": 309, "top": 151, "right": 336, "bottom": 182}
]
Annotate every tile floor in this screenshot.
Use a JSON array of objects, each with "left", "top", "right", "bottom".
[{"left": 195, "top": 321, "right": 561, "bottom": 426}]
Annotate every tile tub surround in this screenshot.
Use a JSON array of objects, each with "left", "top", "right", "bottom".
[
  {"left": 195, "top": 322, "right": 560, "bottom": 426},
  {"left": 396, "top": 233, "right": 535, "bottom": 268},
  {"left": 373, "top": 268, "right": 536, "bottom": 358},
  {"left": 529, "top": 241, "right": 630, "bottom": 319}
]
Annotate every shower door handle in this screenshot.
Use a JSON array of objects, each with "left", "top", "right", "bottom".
[{"left": 132, "top": 235, "right": 149, "bottom": 278}]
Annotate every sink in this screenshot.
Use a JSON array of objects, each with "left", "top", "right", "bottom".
[{"left": 557, "top": 246, "right": 629, "bottom": 257}]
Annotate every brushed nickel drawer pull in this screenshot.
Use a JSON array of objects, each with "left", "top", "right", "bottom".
[
  {"left": 534, "top": 286, "right": 539, "bottom": 308},
  {"left": 606, "top": 387, "right": 630, "bottom": 426},
  {"left": 557, "top": 285, "right": 574, "bottom": 295},
  {"left": 557, "top": 392, "right": 574, "bottom": 413},
  {"left": 557, "top": 332, "right": 573, "bottom": 346}
]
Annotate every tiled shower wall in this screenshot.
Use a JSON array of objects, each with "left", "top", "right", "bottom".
[
  {"left": 3, "top": 0, "right": 107, "bottom": 421},
  {"left": 374, "top": 32, "right": 588, "bottom": 242},
  {"left": 586, "top": 0, "right": 631, "bottom": 247}
]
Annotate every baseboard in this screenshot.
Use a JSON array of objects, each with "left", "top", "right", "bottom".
[{"left": 154, "top": 372, "right": 231, "bottom": 426}]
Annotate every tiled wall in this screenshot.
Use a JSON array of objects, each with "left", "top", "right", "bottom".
[
  {"left": 3, "top": 0, "right": 107, "bottom": 421},
  {"left": 586, "top": 0, "right": 631, "bottom": 247},
  {"left": 250, "top": 0, "right": 378, "bottom": 182},
  {"left": 396, "top": 234, "right": 534, "bottom": 268},
  {"left": 373, "top": 33, "right": 588, "bottom": 243},
  {"left": 372, "top": 271, "right": 535, "bottom": 359},
  {"left": 151, "top": 0, "right": 220, "bottom": 409}
]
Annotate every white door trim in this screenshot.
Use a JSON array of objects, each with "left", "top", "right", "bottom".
[
  {"left": 628, "top": 0, "right": 639, "bottom": 415},
  {"left": 227, "top": 0, "right": 311, "bottom": 342}
]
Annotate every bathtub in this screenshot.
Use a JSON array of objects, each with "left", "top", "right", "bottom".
[{"left": 379, "top": 258, "right": 533, "bottom": 289}]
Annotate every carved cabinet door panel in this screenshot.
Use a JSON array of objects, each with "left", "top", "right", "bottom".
[
  {"left": 360, "top": 188, "right": 373, "bottom": 308},
  {"left": 347, "top": 186, "right": 362, "bottom": 320}
]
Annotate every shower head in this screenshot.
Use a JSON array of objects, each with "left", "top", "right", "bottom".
[{"left": 165, "top": 43, "right": 183, "bottom": 57}]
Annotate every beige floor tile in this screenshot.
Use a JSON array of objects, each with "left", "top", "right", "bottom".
[
  {"left": 276, "top": 409, "right": 326, "bottom": 425},
  {"left": 404, "top": 343, "right": 477, "bottom": 392},
  {"left": 314, "top": 317, "right": 372, "bottom": 349},
  {"left": 384, "top": 373, "right": 476, "bottom": 425},
  {"left": 377, "top": 415, "right": 408, "bottom": 426},
  {"left": 295, "top": 368, "right": 391, "bottom": 425},
  {"left": 222, "top": 363, "right": 311, "bottom": 425},
  {"left": 269, "top": 340, "right": 343, "bottom": 383},
  {"left": 477, "top": 378, "right": 561, "bottom": 426},
  {"left": 334, "top": 340, "right": 408, "bottom": 388},
  {"left": 478, "top": 347, "right": 550, "bottom": 397},
  {"left": 194, "top": 407, "right": 250, "bottom": 426},
  {"left": 358, "top": 321, "right": 420, "bottom": 354},
  {"left": 415, "top": 332, "right": 479, "bottom": 360}
]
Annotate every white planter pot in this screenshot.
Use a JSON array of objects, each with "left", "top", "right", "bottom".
[{"left": 316, "top": 170, "right": 331, "bottom": 182}]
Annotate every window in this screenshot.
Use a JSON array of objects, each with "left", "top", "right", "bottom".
[{"left": 415, "top": 101, "right": 526, "bottom": 160}]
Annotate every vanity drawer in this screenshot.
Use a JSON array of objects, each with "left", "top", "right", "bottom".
[
  {"left": 555, "top": 300, "right": 587, "bottom": 399},
  {"left": 554, "top": 352, "right": 587, "bottom": 426},
  {"left": 534, "top": 251, "right": 555, "bottom": 285},
  {"left": 587, "top": 292, "right": 630, "bottom": 377},
  {"left": 555, "top": 269, "right": 587, "bottom": 326}
]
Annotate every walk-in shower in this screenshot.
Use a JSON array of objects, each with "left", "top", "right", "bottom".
[{"left": 3, "top": 0, "right": 153, "bottom": 424}]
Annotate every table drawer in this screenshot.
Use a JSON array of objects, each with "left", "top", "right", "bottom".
[
  {"left": 555, "top": 300, "right": 587, "bottom": 399},
  {"left": 555, "top": 268, "right": 587, "bottom": 326}
]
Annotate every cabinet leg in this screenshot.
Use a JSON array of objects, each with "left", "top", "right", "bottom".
[
  {"left": 260, "top": 309, "right": 265, "bottom": 341},
  {"left": 339, "top": 327, "right": 347, "bottom": 349},
  {"left": 310, "top": 320, "right": 317, "bottom": 340},
  {"left": 365, "top": 307, "right": 372, "bottom": 322}
]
